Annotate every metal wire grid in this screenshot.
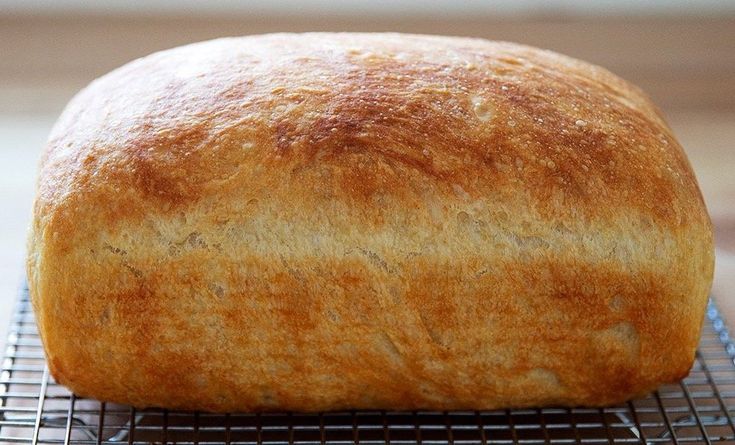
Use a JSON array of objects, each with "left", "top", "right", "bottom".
[{"left": 2, "top": 287, "right": 735, "bottom": 444}]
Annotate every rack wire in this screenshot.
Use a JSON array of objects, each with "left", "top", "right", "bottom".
[{"left": 2, "top": 285, "right": 735, "bottom": 444}]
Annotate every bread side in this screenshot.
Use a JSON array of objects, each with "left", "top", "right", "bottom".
[{"left": 28, "top": 33, "right": 714, "bottom": 412}]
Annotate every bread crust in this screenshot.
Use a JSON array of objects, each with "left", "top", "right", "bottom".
[{"left": 28, "top": 33, "right": 714, "bottom": 412}]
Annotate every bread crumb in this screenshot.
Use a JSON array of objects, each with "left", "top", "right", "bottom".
[{"left": 209, "top": 283, "right": 225, "bottom": 298}]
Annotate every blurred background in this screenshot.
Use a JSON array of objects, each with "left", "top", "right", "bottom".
[{"left": 0, "top": 0, "right": 733, "bottom": 338}]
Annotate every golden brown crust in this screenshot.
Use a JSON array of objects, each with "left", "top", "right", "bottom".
[{"left": 28, "top": 33, "right": 714, "bottom": 412}]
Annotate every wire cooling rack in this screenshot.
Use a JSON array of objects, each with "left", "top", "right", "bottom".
[{"left": 2, "top": 286, "right": 735, "bottom": 444}]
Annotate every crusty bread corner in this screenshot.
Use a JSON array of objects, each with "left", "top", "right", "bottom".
[{"left": 28, "top": 33, "right": 714, "bottom": 412}]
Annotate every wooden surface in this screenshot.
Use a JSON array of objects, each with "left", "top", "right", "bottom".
[{"left": 0, "top": 13, "right": 733, "bottom": 350}]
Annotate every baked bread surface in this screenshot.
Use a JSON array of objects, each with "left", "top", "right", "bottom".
[{"left": 28, "top": 33, "right": 714, "bottom": 412}]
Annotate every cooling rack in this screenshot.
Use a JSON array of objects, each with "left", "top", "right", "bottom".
[{"left": 2, "top": 286, "right": 735, "bottom": 444}]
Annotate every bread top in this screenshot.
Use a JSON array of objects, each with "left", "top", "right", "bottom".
[{"left": 35, "top": 32, "right": 710, "bottom": 259}]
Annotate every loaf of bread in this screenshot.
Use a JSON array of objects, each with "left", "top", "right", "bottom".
[{"left": 28, "top": 33, "right": 714, "bottom": 412}]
